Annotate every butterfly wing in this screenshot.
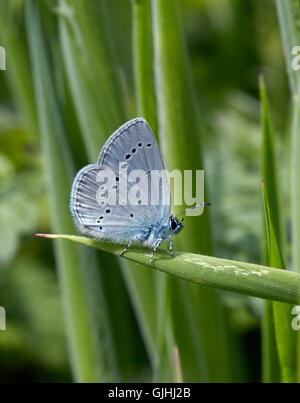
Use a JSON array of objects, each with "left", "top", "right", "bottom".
[
  {"left": 98, "top": 118, "right": 170, "bottom": 221},
  {"left": 70, "top": 164, "right": 151, "bottom": 241},
  {"left": 70, "top": 118, "right": 171, "bottom": 241}
]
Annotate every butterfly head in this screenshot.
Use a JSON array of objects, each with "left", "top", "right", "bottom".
[{"left": 169, "top": 216, "right": 184, "bottom": 235}]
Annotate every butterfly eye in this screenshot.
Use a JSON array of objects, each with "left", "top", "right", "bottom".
[{"left": 171, "top": 219, "right": 177, "bottom": 231}]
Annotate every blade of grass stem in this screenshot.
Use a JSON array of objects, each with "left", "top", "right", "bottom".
[
  {"left": 260, "top": 76, "right": 281, "bottom": 382},
  {"left": 291, "top": 96, "right": 300, "bottom": 275},
  {"left": 275, "top": 1, "right": 300, "bottom": 378},
  {"left": 151, "top": 0, "right": 233, "bottom": 381},
  {"left": 25, "top": 0, "right": 140, "bottom": 381},
  {"left": 173, "top": 346, "right": 183, "bottom": 383},
  {"left": 262, "top": 183, "right": 297, "bottom": 382},
  {"left": 291, "top": 95, "right": 300, "bottom": 382},
  {"left": 56, "top": 1, "right": 150, "bottom": 379},
  {"left": 132, "top": 0, "right": 173, "bottom": 380},
  {"left": 0, "top": 0, "right": 38, "bottom": 137},
  {"left": 132, "top": 0, "right": 158, "bottom": 133},
  {"left": 1, "top": 0, "right": 110, "bottom": 381},
  {"left": 59, "top": 0, "right": 126, "bottom": 130},
  {"left": 37, "top": 234, "right": 300, "bottom": 305},
  {"left": 262, "top": 302, "right": 281, "bottom": 382},
  {"left": 58, "top": 0, "right": 158, "bottom": 366},
  {"left": 274, "top": 0, "right": 300, "bottom": 95}
]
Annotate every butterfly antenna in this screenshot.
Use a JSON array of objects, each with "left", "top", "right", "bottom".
[{"left": 175, "top": 202, "right": 212, "bottom": 218}]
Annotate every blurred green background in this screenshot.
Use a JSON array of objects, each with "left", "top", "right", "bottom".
[{"left": 0, "top": 0, "right": 295, "bottom": 382}]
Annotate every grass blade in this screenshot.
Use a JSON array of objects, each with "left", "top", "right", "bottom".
[
  {"left": 59, "top": 0, "right": 126, "bottom": 131},
  {"left": 36, "top": 234, "right": 300, "bottom": 305},
  {"left": 132, "top": 0, "right": 173, "bottom": 380},
  {"left": 274, "top": 0, "right": 300, "bottom": 95},
  {"left": 262, "top": 183, "right": 297, "bottom": 382},
  {"left": 0, "top": 1, "right": 38, "bottom": 137},
  {"left": 25, "top": 0, "right": 101, "bottom": 380},
  {"left": 260, "top": 76, "right": 281, "bottom": 382},
  {"left": 173, "top": 346, "right": 183, "bottom": 383},
  {"left": 291, "top": 95, "right": 300, "bottom": 383},
  {"left": 132, "top": 0, "right": 158, "bottom": 133},
  {"left": 57, "top": 1, "right": 150, "bottom": 379},
  {"left": 25, "top": 0, "right": 140, "bottom": 381},
  {"left": 291, "top": 96, "right": 300, "bottom": 275},
  {"left": 262, "top": 302, "right": 281, "bottom": 382},
  {"left": 275, "top": 0, "right": 300, "bottom": 379},
  {"left": 58, "top": 0, "right": 159, "bottom": 367},
  {"left": 151, "top": 0, "right": 233, "bottom": 381}
]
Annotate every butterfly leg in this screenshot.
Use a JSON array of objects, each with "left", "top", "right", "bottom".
[
  {"left": 150, "top": 238, "right": 163, "bottom": 264},
  {"left": 119, "top": 235, "right": 143, "bottom": 257},
  {"left": 169, "top": 236, "right": 174, "bottom": 258},
  {"left": 119, "top": 240, "right": 134, "bottom": 257}
]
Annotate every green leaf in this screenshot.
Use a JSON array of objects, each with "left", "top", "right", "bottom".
[
  {"left": 151, "top": 0, "right": 234, "bottom": 381},
  {"left": 0, "top": 0, "right": 38, "bottom": 137},
  {"left": 262, "top": 301, "right": 281, "bottom": 382},
  {"left": 262, "top": 183, "right": 297, "bottom": 382},
  {"left": 260, "top": 75, "right": 281, "bottom": 383},
  {"left": 260, "top": 77, "right": 283, "bottom": 246},
  {"left": 274, "top": 0, "right": 300, "bottom": 95},
  {"left": 132, "top": 0, "right": 158, "bottom": 133},
  {"left": 58, "top": 0, "right": 157, "bottom": 370},
  {"left": 58, "top": 0, "right": 126, "bottom": 135},
  {"left": 275, "top": 0, "right": 300, "bottom": 381},
  {"left": 132, "top": 0, "right": 173, "bottom": 380},
  {"left": 291, "top": 92, "right": 300, "bottom": 384},
  {"left": 291, "top": 96, "right": 300, "bottom": 275},
  {"left": 36, "top": 234, "right": 300, "bottom": 305},
  {"left": 25, "top": 0, "right": 128, "bottom": 382}
]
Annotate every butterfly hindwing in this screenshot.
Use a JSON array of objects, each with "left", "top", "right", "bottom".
[{"left": 70, "top": 164, "right": 151, "bottom": 241}]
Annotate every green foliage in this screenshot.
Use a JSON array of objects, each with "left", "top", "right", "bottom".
[
  {"left": 262, "top": 183, "right": 297, "bottom": 382},
  {"left": 275, "top": 0, "right": 300, "bottom": 381},
  {"left": 152, "top": 0, "right": 234, "bottom": 382},
  {"left": 0, "top": 0, "right": 299, "bottom": 383},
  {"left": 37, "top": 233, "right": 300, "bottom": 305},
  {"left": 260, "top": 76, "right": 281, "bottom": 383}
]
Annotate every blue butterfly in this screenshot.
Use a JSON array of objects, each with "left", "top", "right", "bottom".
[{"left": 70, "top": 118, "right": 208, "bottom": 263}]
